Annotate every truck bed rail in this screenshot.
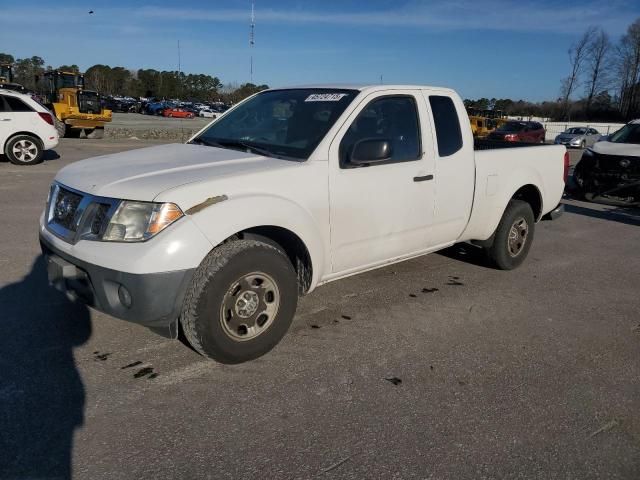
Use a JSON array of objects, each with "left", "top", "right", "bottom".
[{"left": 474, "top": 139, "right": 549, "bottom": 151}]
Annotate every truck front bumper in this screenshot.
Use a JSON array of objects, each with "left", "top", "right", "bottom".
[{"left": 40, "top": 236, "right": 194, "bottom": 327}]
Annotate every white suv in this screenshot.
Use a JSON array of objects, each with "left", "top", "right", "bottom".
[{"left": 0, "top": 89, "right": 59, "bottom": 165}]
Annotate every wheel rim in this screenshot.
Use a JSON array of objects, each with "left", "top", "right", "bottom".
[
  {"left": 12, "top": 139, "right": 38, "bottom": 162},
  {"left": 507, "top": 217, "right": 528, "bottom": 257},
  {"left": 219, "top": 271, "right": 280, "bottom": 341}
]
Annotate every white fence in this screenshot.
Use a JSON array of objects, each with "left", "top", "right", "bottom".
[
  {"left": 542, "top": 122, "right": 625, "bottom": 138},
  {"left": 508, "top": 117, "right": 625, "bottom": 138}
]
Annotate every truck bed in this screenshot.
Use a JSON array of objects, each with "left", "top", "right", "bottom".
[
  {"left": 459, "top": 142, "right": 567, "bottom": 243},
  {"left": 474, "top": 139, "right": 550, "bottom": 150}
]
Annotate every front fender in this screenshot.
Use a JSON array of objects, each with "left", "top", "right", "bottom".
[{"left": 185, "top": 193, "right": 327, "bottom": 290}]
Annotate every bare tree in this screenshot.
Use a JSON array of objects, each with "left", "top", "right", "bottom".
[
  {"left": 616, "top": 18, "right": 640, "bottom": 119},
  {"left": 584, "top": 29, "right": 611, "bottom": 116},
  {"left": 560, "top": 27, "right": 594, "bottom": 120}
]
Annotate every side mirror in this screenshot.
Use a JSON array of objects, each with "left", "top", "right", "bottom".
[{"left": 350, "top": 139, "right": 393, "bottom": 165}]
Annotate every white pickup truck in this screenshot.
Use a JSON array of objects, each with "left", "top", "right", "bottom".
[{"left": 40, "top": 85, "right": 567, "bottom": 363}]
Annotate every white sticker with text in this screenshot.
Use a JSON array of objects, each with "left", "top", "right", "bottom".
[{"left": 304, "top": 93, "right": 348, "bottom": 102}]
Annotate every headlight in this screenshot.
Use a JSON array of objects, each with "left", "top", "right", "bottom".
[{"left": 102, "top": 201, "right": 183, "bottom": 242}]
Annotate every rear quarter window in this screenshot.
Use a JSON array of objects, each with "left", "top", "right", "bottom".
[
  {"left": 4, "top": 95, "right": 33, "bottom": 112},
  {"left": 429, "top": 95, "right": 462, "bottom": 157}
]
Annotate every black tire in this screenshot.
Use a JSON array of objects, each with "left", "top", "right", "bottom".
[
  {"left": 571, "top": 160, "right": 589, "bottom": 199},
  {"left": 64, "top": 128, "right": 81, "bottom": 138},
  {"left": 181, "top": 240, "right": 298, "bottom": 363},
  {"left": 55, "top": 119, "right": 66, "bottom": 138},
  {"left": 485, "top": 200, "right": 535, "bottom": 270},
  {"left": 4, "top": 135, "right": 43, "bottom": 165}
]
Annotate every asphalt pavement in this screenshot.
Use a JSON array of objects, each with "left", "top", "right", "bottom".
[{"left": 1, "top": 140, "right": 639, "bottom": 479}]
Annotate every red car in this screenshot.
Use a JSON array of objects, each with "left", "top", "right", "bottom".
[
  {"left": 488, "top": 121, "right": 546, "bottom": 143},
  {"left": 162, "top": 108, "right": 195, "bottom": 118}
]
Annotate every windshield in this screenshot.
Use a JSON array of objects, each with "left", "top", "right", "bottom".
[
  {"left": 497, "top": 122, "right": 526, "bottom": 132},
  {"left": 609, "top": 123, "right": 640, "bottom": 144},
  {"left": 565, "top": 127, "right": 586, "bottom": 135},
  {"left": 193, "top": 88, "right": 357, "bottom": 160}
]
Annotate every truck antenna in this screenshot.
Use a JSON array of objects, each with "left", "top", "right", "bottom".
[{"left": 250, "top": 2, "right": 255, "bottom": 83}]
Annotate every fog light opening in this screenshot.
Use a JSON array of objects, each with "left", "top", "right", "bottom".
[{"left": 118, "top": 285, "right": 133, "bottom": 308}]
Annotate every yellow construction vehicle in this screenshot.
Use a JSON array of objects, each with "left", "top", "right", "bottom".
[
  {"left": 467, "top": 108, "right": 508, "bottom": 138},
  {"left": 0, "top": 63, "right": 11, "bottom": 83},
  {"left": 43, "top": 70, "right": 112, "bottom": 138},
  {"left": 0, "top": 64, "right": 26, "bottom": 92}
]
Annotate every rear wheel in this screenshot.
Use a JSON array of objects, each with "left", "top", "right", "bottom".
[
  {"left": 64, "top": 128, "right": 81, "bottom": 138},
  {"left": 5, "top": 135, "right": 43, "bottom": 165},
  {"left": 485, "top": 200, "right": 535, "bottom": 270},
  {"left": 181, "top": 240, "right": 298, "bottom": 363},
  {"left": 54, "top": 119, "right": 66, "bottom": 138}
]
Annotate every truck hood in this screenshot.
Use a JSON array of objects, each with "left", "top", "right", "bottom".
[
  {"left": 55, "top": 143, "right": 297, "bottom": 201},
  {"left": 591, "top": 141, "right": 640, "bottom": 157}
]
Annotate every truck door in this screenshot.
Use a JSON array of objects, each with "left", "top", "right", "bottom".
[
  {"left": 421, "top": 91, "right": 475, "bottom": 248},
  {"left": 328, "top": 90, "right": 436, "bottom": 273}
]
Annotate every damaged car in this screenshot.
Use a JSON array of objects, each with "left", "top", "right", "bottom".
[{"left": 573, "top": 119, "right": 640, "bottom": 205}]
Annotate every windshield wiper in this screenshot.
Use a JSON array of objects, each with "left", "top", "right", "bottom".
[
  {"left": 210, "top": 139, "right": 287, "bottom": 159},
  {"left": 190, "top": 137, "right": 294, "bottom": 160},
  {"left": 189, "top": 137, "right": 219, "bottom": 148}
]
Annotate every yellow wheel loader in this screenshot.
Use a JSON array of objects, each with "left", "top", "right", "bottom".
[
  {"left": 43, "top": 70, "right": 112, "bottom": 138},
  {"left": 0, "top": 64, "right": 26, "bottom": 92}
]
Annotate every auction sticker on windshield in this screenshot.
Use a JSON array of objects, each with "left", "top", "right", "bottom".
[{"left": 305, "top": 93, "right": 348, "bottom": 102}]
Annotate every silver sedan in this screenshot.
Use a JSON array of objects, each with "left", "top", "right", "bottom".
[{"left": 554, "top": 127, "right": 601, "bottom": 148}]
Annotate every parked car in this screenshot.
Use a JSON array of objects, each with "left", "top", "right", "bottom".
[
  {"left": 163, "top": 107, "right": 195, "bottom": 118},
  {"left": 40, "top": 85, "right": 566, "bottom": 363},
  {"left": 145, "top": 101, "right": 171, "bottom": 115},
  {"left": 488, "top": 121, "right": 546, "bottom": 143},
  {"left": 199, "top": 109, "right": 218, "bottom": 118},
  {"left": 1, "top": 89, "right": 58, "bottom": 165},
  {"left": 554, "top": 127, "right": 600, "bottom": 148},
  {"left": 573, "top": 119, "right": 640, "bottom": 205}
]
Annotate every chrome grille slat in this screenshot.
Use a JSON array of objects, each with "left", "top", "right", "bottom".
[{"left": 45, "top": 182, "right": 121, "bottom": 244}]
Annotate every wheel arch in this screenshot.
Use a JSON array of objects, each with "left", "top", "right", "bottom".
[
  {"left": 181, "top": 194, "right": 327, "bottom": 294},
  {"left": 225, "top": 226, "right": 314, "bottom": 295},
  {"left": 511, "top": 183, "right": 543, "bottom": 221},
  {"left": 3, "top": 131, "right": 43, "bottom": 152}
]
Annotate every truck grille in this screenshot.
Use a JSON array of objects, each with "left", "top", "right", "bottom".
[
  {"left": 46, "top": 183, "right": 120, "bottom": 244},
  {"left": 51, "top": 187, "right": 83, "bottom": 231}
]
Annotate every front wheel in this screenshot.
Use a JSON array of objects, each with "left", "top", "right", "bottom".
[
  {"left": 485, "top": 199, "right": 535, "bottom": 270},
  {"left": 181, "top": 240, "right": 298, "bottom": 363},
  {"left": 5, "top": 135, "right": 43, "bottom": 165}
]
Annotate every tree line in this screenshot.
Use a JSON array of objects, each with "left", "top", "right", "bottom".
[
  {"left": 0, "top": 52, "right": 268, "bottom": 103},
  {"left": 559, "top": 17, "right": 640, "bottom": 121},
  {"left": 466, "top": 17, "right": 640, "bottom": 122}
]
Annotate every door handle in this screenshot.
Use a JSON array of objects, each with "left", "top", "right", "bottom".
[
  {"left": 0, "top": 119, "right": 11, "bottom": 121},
  {"left": 413, "top": 175, "right": 434, "bottom": 182}
]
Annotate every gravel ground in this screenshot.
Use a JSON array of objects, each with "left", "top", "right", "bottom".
[
  {"left": 0, "top": 140, "right": 638, "bottom": 479},
  {"left": 105, "top": 112, "right": 211, "bottom": 140}
]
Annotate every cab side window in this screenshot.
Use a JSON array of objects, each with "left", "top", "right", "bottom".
[
  {"left": 340, "top": 96, "right": 421, "bottom": 168},
  {"left": 429, "top": 95, "right": 462, "bottom": 157}
]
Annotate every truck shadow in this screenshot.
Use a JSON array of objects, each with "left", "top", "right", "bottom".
[
  {"left": 437, "top": 243, "right": 493, "bottom": 268},
  {"left": 563, "top": 203, "right": 640, "bottom": 227},
  {"left": 0, "top": 255, "right": 91, "bottom": 479}
]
